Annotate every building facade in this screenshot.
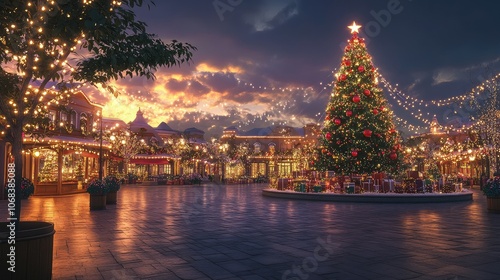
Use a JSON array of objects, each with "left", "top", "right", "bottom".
[
  {"left": 219, "top": 124, "right": 320, "bottom": 180},
  {"left": 405, "top": 116, "right": 485, "bottom": 182},
  {"left": 1, "top": 91, "right": 108, "bottom": 197},
  {"left": 0, "top": 91, "right": 211, "bottom": 197}
]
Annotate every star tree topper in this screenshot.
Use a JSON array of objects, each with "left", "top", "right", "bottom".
[{"left": 348, "top": 21, "right": 362, "bottom": 34}]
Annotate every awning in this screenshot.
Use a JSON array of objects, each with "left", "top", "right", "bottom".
[
  {"left": 130, "top": 153, "right": 178, "bottom": 165},
  {"left": 130, "top": 158, "right": 173, "bottom": 164}
]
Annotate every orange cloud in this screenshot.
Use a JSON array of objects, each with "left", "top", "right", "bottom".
[
  {"left": 87, "top": 61, "right": 320, "bottom": 136},
  {"left": 196, "top": 63, "right": 243, "bottom": 74}
]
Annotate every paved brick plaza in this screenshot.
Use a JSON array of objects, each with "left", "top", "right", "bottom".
[{"left": 1, "top": 184, "right": 500, "bottom": 279}]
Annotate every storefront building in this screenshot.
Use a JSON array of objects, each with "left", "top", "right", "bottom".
[
  {"left": 405, "top": 116, "right": 485, "bottom": 181},
  {"left": 0, "top": 91, "right": 108, "bottom": 197},
  {"left": 219, "top": 124, "right": 320, "bottom": 180}
]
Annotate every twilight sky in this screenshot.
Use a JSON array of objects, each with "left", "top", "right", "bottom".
[{"left": 84, "top": 0, "right": 500, "bottom": 138}]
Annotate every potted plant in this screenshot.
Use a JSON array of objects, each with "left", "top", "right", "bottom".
[
  {"left": 20, "top": 178, "right": 35, "bottom": 198},
  {"left": 127, "top": 173, "right": 138, "bottom": 184},
  {"left": 104, "top": 175, "right": 121, "bottom": 204},
  {"left": 482, "top": 174, "right": 500, "bottom": 213},
  {"left": 5, "top": 177, "right": 35, "bottom": 199},
  {"left": 157, "top": 174, "right": 168, "bottom": 185},
  {"left": 86, "top": 179, "right": 109, "bottom": 210}
]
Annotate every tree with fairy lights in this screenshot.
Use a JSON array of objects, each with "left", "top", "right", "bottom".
[
  {"left": 0, "top": 1, "right": 195, "bottom": 225},
  {"left": 103, "top": 128, "right": 148, "bottom": 174},
  {"left": 313, "top": 22, "right": 404, "bottom": 175},
  {"left": 469, "top": 73, "right": 500, "bottom": 176}
]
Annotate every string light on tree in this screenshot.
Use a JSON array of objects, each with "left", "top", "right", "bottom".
[{"left": 313, "top": 22, "right": 404, "bottom": 175}]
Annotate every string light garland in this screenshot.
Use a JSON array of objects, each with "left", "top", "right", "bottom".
[
  {"left": 6, "top": 0, "right": 498, "bottom": 176},
  {"left": 4, "top": 6, "right": 498, "bottom": 138},
  {"left": 377, "top": 72, "right": 500, "bottom": 133},
  {"left": 68, "top": 66, "right": 498, "bottom": 137},
  {"left": 3, "top": 66, "right": 498, "bottom": 137}
]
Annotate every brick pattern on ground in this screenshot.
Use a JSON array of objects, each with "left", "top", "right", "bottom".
[{"left": 1, "top": 184, "right": 498, "bottom": 280}]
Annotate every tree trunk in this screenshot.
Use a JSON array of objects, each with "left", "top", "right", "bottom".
[
  {"left": 124, "top": 158, "right": 129, "bottom": 174},
  {"left": 11, "top": 125, "right": 24, "bottom": 229}
]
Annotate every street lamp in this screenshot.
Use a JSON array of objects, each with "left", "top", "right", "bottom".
[{"left": 98, "top": 109, "right": 103, "bottom": 180}]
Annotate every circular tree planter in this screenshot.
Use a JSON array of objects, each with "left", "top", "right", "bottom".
[
  {"left": 487, "top": 197, "right": 500, "bottom": 213},
  {"left": 90, "top": 194, "right": 107, "bottom": 210},
  {"left": 0, "top": 221, "right": 55, "bottom": 280},
  {"left": 106, "top": 191, "right": 117, "bottom": 205}
]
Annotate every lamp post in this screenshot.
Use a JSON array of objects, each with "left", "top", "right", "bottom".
[{"left": 98, "top": 110, "right": 103, "bottom": 180}]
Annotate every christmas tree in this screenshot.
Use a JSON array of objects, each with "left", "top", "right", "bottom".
[
  {"left": 39, "top": 151, "right": 58, "bottom": 182},
  {"left": 314, "top": 22, "right": 403, "bottom": 175}
]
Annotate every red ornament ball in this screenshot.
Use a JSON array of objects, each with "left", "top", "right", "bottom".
[
  {"left": 363, "top": 89, "right": 371, "bottom": 96},
  {"left": 358, "top": 66, "right": 365, "bottom": 72},
  {"left": 346, "top": 110, "right": 353, "bottom": 117},
  {"left": 351, "top": 151, "right": 358, "bottom": 157},
  {"left": 352, "top": 95, "right": 361, "bottom": 103},
  {"left": 325, "top": 132, "right": 332, "bottom": 140},
  {"left": 363, "top": 129, "right": 372, "bottom": 138},
  {"left": 389, "top": 152, "right": 398, "bottom": 160},
  {"left": 339, "top": 74, "right": 347, "bottom": 81},
  {"left": 334, "top": 118, "right": 342, "bottom": 125},
  {"left": 344, "top": 60, "right": 351, "bottom": 66},
  {"left": 373, "top": 108, "right": 379, "bottom": 115}
]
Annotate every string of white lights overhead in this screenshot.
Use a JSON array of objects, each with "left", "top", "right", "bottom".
[{"left": 16, "top": 65, "right": 499, "bottom": 135}]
